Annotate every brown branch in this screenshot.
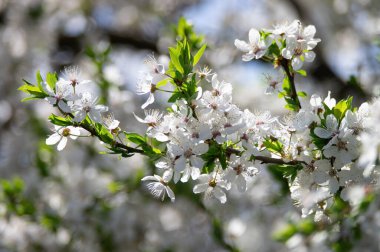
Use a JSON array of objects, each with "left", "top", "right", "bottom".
[
  {"left": 281, "top": 58, "right": 301, "bottom": 110},
  {"left": 57, "top": 107, "right": 144, "bottom": 155}
]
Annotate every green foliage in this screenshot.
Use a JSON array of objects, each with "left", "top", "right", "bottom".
[
  {"left": 166, "top": 18, "right": 207, "bottom": 104},
  {"left": 94, "top": 122, "right": 114, "bottom": 145},
  {"left": 40, "top": 213, "right": 61, "bottom": 232},
  {"left": 333, "top": 97, "right": 352, "bottom": 122},
  {"left": 46, "top": 72, "right": 58, "bottom": 91},
  {"left": 201, "top": 141, "right": 227, "bottom": 171},
  {"left": 48, "top": 114, "right": 72, "bottom": 126},
  {"left": 19, "top": 71, "right": 59, "bottom": 102},
  {"left": 124, "top": 132, "right": 161, "bottom": 159},
  {"left": 273, "top": 219, "right": 316, "bottom": 243},
  {"left": 174, "top": 17, "right": 204, "bottom": 49},
  {"left": 1, "top": 177, "right": 36, "bottom": 216},
  {"left": 296, "top": 69, "right": 307, "bottom": 77},
  {"left": 193, "top": 44, "right": 207, "bottom": 66},
  {"left": 19, "top": 80, "right": 48, "bottom": 102},
  {"left": 263, "top": 137, "right": 284, "bottom": 156}
]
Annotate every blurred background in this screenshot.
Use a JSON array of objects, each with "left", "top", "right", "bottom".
[{"left": 0, "top": 0, "right": 380, "bottom": 251}]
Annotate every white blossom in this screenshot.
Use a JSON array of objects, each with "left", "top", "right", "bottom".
[
  {"left": 141, "top": 169, "right": 175, "bottom": 202},
  {"left": 234, "top": 28, "right": 268, "bottom": 61},
  {"left": 46, "top": 125, "right": 80, "bottom": 151},
  {"left": 193, "top": 172, "right": 230, "bottom": 204}
]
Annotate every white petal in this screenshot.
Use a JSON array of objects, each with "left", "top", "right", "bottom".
[
  {"left": 190, "top": 156, "right": 204, "bottom": 169},
  {"left": 95, "top": 105, "right": 108, "bottom": 113},
  {"left": 142, "top": 93, "right": 155, "bottom": 109},
  {"left": 73, "top": 111, "right": 86, "bottom": 122},
  {"left": 168, "top": 144, "right": 183, "bottom": 157},
  {"left": 174, "top": 156, "right": 186, "bottom": 173},
  {"left": 190, "top": 167, "right": 201, "bottom": 180},
  {"left": 180, "top": 167, "right": 191, "bottom": 183},
  {"left": 304, "top": 51, "right": 315, "bottom": 62},
  {"left": 213, "top": 187, "right": 227, "bottom": 204},
  {"left": 328, "top": 178, "right": 339, "bottom": 194},
  {"left": 79, "top": 80, "right": 92, "bottom": 85},
  {"left": 165, "top": 186, "right": 175, "bottom": 202},
  {"left": 291, "top": 57, "right": 303, "bottom": 70},
  {"left": 314, "top": 127, "right": 332, "bottom": 139},
  {"left": 46, "top": 133, "right": 61, "bottom": 145},
  {"left": 155, "top": 160, "right": 169, "bottom": 169},
  {"left": 58, "top": 100, "right": 71, "bottom": 113},
  {"left": 234, "top": 39, "right": 250, "bottom": 52},
  {"left": 141, "top": 175, "right": 158, "bottom": 182},
  {"left": 193, "top": 183, "right": 209, "bottom": 194},
  {"left": 242, "top": 53, "right": 254, "bottom": 62},
  {"left": 57, "top": 137, "right": 68, "bottom": 151},
  {"left": 46, "top": 97, "right": 57, "bottom": 105},
  {"left": 326, "top": 115, "right": 338, "bottom": 130},
  {"left": 303, "top": 25, "right": 316, "bottom": 39},
  {"left": 162, "top": 169, "right": 173, "bottom": 182},
  {"left": 193, "top": 143, "right": 209, "bottom": 155},
  {"left": 281, "top": 49, "right": 293, "bottom": 59},
  {"left": 89, "top": 111, "right": 102, "bottom": 123},
  {"left": 236, "top": 175, "right": 247, "bottom": 192},
  {"left": 248, "top": 28, "right": 260, "bottom": 44},
  {"left": 133, "top": 113, "right": 147, "bottom": 123}
]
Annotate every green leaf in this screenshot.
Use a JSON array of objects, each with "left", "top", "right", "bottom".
[
  {"left": 193, "top": 44, "right": 207, "bottom": 66},
  {"left": 297, "top": 91, "right": 307, "bottom": 97},
  {"left": 40, "top": 214, "right": 61, "bottom": 232},
  {"left": 267, "top": 42, "right": 280, "bottom": 57},
  {"left": 107, "top": 181, "right": 124, "bottom": 193},
  {"left": 296, "top": 69, "right": 307, "bottom": 76},
  {"left": 263, "top": 137, "right": 284, "bottom": 155},
  {"left": 125, "top": 133, "right": 146, "bottom": 146},
  {"left": 18, "top": 82, "right": 48, "bottom": 101},
  {"left": 156, "top": 78, "right": 169, "bottom": 88},
  {"left": 282, "top": 76, "right": 291, "bottom": 93},
  {"left": 95, "top": 123, "right": 114, "bottom": 145},
  {"left": 168, "top": 92, "right": 182, "bottom": 103},
  {"left": 48, "top": 114, "right": 72, "bottom": 126},
  {"left": 46, "top": 72, "right": 58, "bottom": 91},
  {"left": 333, "top": 97, "right": 353, "bottom": 122},
  {"left": 36, "top": 70, "right": 43, "bottom": 91},
  {"left": 272, "top": 223, "right": 297, "bottom": 242},
  {"left": 169, "top": 47, "right": 184, "bottom": 74}
]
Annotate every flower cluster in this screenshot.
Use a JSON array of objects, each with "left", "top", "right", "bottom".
[
  {"left": 19, "top": 18, "right": 380, "bottom": 251},
  {"left": 137, "top": 73, "right": 265, "bottom": 203},
  {"left": 39, "top": 68, "right": 119, "bottom": 151}
]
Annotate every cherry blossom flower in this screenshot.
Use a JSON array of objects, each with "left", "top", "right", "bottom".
[
  {"left": 282, "top": 38, "right": 315, "bottom": 70},
  {"left": 193, "top": 172, "right": 230, "bottom": 204},
  {"left": 43, "top": 80, "right": 75, "bottom": 113},
  {"left": 71, "top": 92, "right": 108, "bottom": 123},
  {"left": 223, "top": 154, "right": 259, "bottom": 192},
  {"left": 46, "top": 125, "right": 80, "bottom": 151},
  {"left": 141, "top": 169, "right": 175, "bottom": 202},
  {"left": 136, "top": 72, "right": 156, "bottom": 109},
  {"left": 167, "top": 132, "right": 208, "bottom": 183},
  {"left": 61, "top": 66, "right": 91, "bottom": 88},
  {"left": 102, "top": 113, "right": 120, "bottom": 133},
  {"left": 264, "top": 72, "right": 284, "bottom": 95},
  {"left": 234, "top": 28, "right": 268, "bottom": 61}
]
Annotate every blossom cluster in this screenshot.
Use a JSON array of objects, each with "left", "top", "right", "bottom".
[
  {"left": 19, "top": 19, "right": 380, "bottom": 251},
  {"left": 39, "top": 67, "right": 120, "bottom": 151}
]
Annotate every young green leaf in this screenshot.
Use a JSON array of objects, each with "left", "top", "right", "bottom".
[{"left": 193, "top": 44, "right": 207, "bottom": 66}]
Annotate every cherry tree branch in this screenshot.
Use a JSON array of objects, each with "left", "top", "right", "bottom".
[{"left": 281, "top": 58, "right": 301, "bottom": 111}]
